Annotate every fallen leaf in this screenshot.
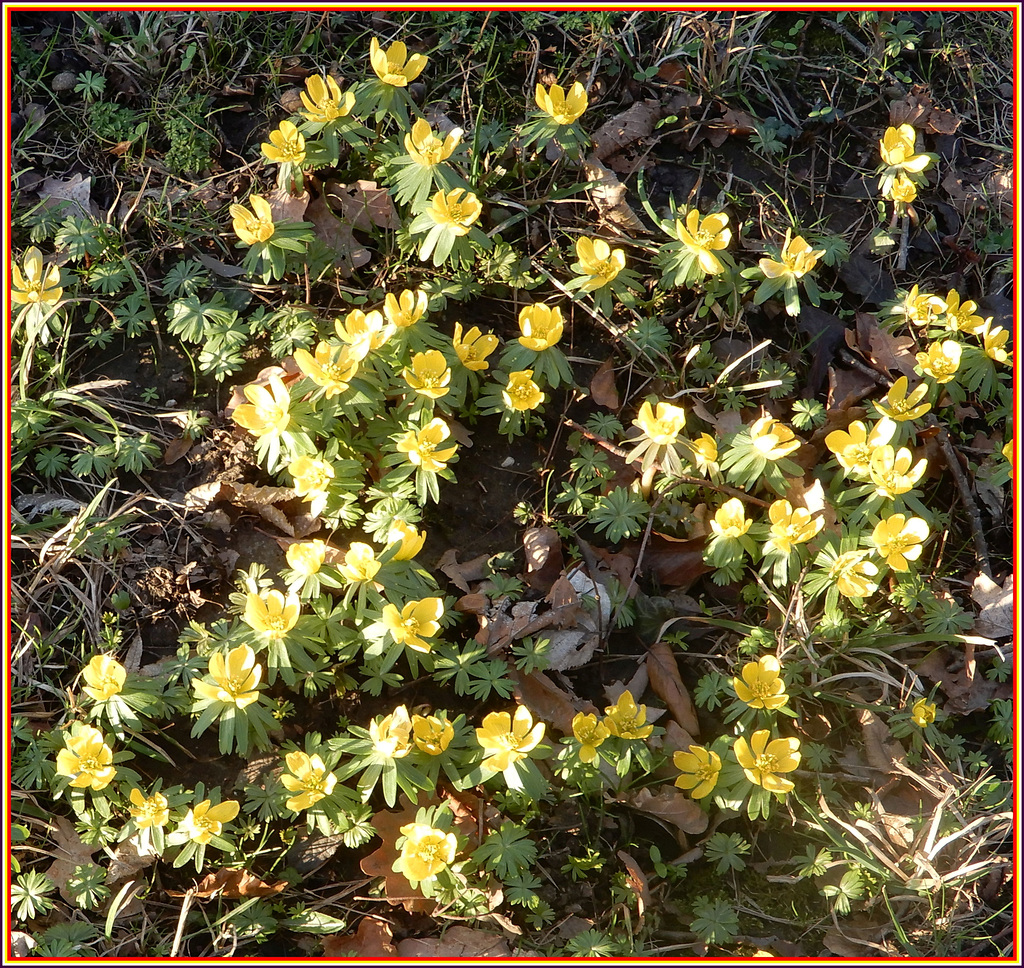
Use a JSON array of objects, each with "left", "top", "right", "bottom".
[
  {"left": 10, "top": 933, "right": 35, "bottom": 957},
  {"left": 105, "top": 837, "right": 160, "bottom": 884},
  {"left": 827, "top": 365, "right": 879, "bottom": 410},
  {"left": 589, "top": 358, "right": 620, "bottom": 409},
  {"left": 182, "top": 868, "right": 288, "bottom": 899},
  {"left": 619, "top": 784, "right": 708, "bottom": 841},
  {"left": 322, "top": 917, "right": 397, "bottom": 958},
  {"left": 855, "top": 312, "right": 918, "bottom": 379},
  {"left": 616, "top": 850, "right": 650, "bottom": 919},
  {"left": 837, "top": 242, "right": 896, "bottom": 304},
  {"left": 646, "top": 640, "right": 700, "bottom": 736},
  {"left": 582, "top": 156, "right": 649, "bottom": 235},
  {"left": 511, "top": 668, "right": 595, "bottom": 736},
  {"left": 889, "top": 90, "right": 961, "bottom": 135},
  {"left": 43, "top": 816, "right": 101, "bottom": 904},
  {"left": 971, "top": 573, "right": 1012, "bottom": 639},
  {"left": 40, "top": 172, "right": 94, "bottom": 217},
  {"left": 162, "top": 436, "right": 194, "bottom": 465},
  {"left": 591, "top": 99, "right": 663, "bottom": 162},
  {"left": 304, "top": 192, "right": 371, "bottom": 275},
  {"left": 285, "top": 833, "right": 345, "bottom": 877},
  {"left": 194, "top": 252, "right": 248, "bottom": 278},
  {"left": 395, "top": 926, "right": 519, "bottom": 958},
  {"left": 324, "top": 178, "right": 401, "bottom": 231},
  {"left": 623, "top": 533, "right": 710, "bottom": 590},
  {"left": 437, "top": 549, "right": 491, "bottom": 593},
  {"left": 359, "top": 801, "right": 437, "bottom": 915},
  {"left": 267, "top": 186, "right": 309, "bottom": 224},
  {"left": 523, "top": 526, "right": 564, "bottom": 592},
  {"left": 796, "top": 306, "right": 847, "bottom": 394}
]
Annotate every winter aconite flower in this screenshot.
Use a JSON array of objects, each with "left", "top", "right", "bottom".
[
  {"left": 129, "top": 789, "right": 169, "bottom": 829},
  {"left": 911, "top": 698, "right": 937, "bottom": 728},
  {"left": 573, "top": 236, "right": 625, "bottom": 291},
  {"left": 56, "top": 726, "right": 117, "bottom": 790},
  {"left": 289, "top": 456, "right": 335, "bottom": 515},
  {"left": 535, "top": 80, "right": 588, "bottom": 124},
  {"left": 286, "top": 539, "right": 326, "bottom": 578},
  {"left": 572, "top": 712, "right": 610, "bottom": 764},
  {"left": 874, "top": 377, "right": 931, "bottom": 422},
  {"left": 294, "top": 341, "right": 361, "bottom": 398},
  {"left": 338, "top": 543, "right": 381, "bottom": 584},
  {"left": 386, "top": 520, "right": 426, "bottom": 561},
  {"left": 300, "top": 74, "right": 355, "bottom": 124},
  {"left": 381, "top": 597, "right": 444, "bottom": 653},
  {"left": 192, "top": 644, "right": 262, "bottom": 708},
  {"left": 633, "top": 401, "right": 687, "bottom": 446},
  {"left": 180, "top": 799, "right": 240, "bottom": 845},
  {"left": 710, "top": 498, "right": 753, "bottom": 539},
  {"left": 425, "top": 188, "right": 482, "bottom": 236},
  {"left": 384, "top": 289, "right": 428, "bottom": 329},
  {"left": 765, "top": 500, "right": 823, "bottom": 555},
  {"left": 749, "top": 415, "right": 801, "bottom": 460},
  {"left": 603, "top": 690, "right": 653, "bottom": 740},
  {"left": 82, "top": 654, "right": 127, "bottom": 702},
  {"left": 336, "top": 308, "right": 393, "bottom": 357},
  {"left": 412, "top": 713, "right": 455, "bottom": 755},
  {"left": 869, "top": 445, "right": 927, "bottom": 499},
  {"left": 230, "top": 195, "right": 275, "bottom": 244},
  {"left": 262, "top": 119, "right": 306, "bottom": 165},
  {"left": 880, "top": 125, "right": 932, "bottom": 175},
  {"left": 502, "top": 370, "right": 544, "bottom": 412},
  {"left": 675, "top": 210, "right": 731, "bottom": 274},
  {"left": 405, "top": 118, "right": 462, "bottom": 166},
  {"left": 982, "top": 322, "right": 1010, "bottom": 364},
  {"left": 244, "top": 591, "right": 300, "bottom": 640},
  {"left": 398, "top": 823, "right": 457, "bottom": 881},
  {"left": 940, "top": 290, "right": 985, "bottom": 335},
  {"left": 369, "top": 37, "right": 427, "bottom": 87},
  {"left": 396, "top": 418, "right": 457, "bottom": 473},
  {"left": 734, "top": 730, "right": 800, "bottom": 794},
  {"left": 917, "top": 339, "right": 962, "bottom": 384},
  {"left": 232, "top": 375, "right": 292, "bottom": 437},
  {"left": 733, "top": 655, "right": 789, "bottom": 710},
  {"left": 871, "top": 514, "right": 929, "bottom": 571},
  {"left": 828, "top": 551, "right": 879, "bottom": 599},
  {"left": 452, "top": 322, "right": 498, "bottom": 371},
  {"left": 894, "top": 285, "right": 946, "bottom": 328},
  {"left": 281, "top": 751, "right": 337, "bottom": 812},
  {"left": 673, "top": 745, "right": 722, "bottom": 799},
  {"left": 758, "top": 231, "right": 825, "bottom": 280},
  {"left": 402, "top": 350, "right": 451, "bottom": 399},
  {"left": 517, "top": 303, "right": 564, "bottom": 351},
  {"left": 888, "top": 172, "right": 918, "bottom": 205},
  {"left": 12, "top": 247, "right": 63, "bottom": 306},
  {"left": 370, "top": 705, "right": 413, "bottom": 758},
  {"left": 686, "top": 434, "right": 720, "bottom": 478},
  {"left": 825, "top": 417, "right": 897, "bottom": 477},
  {"left": 476, "top": 705, "right": 545, "bottom": 772}
]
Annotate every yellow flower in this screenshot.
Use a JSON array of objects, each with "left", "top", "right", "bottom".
[
  {"left": 710, "top": 497, "right": 752, "bottom": 539},
  {"left": 749, "top": 415, "right": 801, "bottom": 460},
  {"left": 384, "top": 289, "right": 428, "bottom": 329},
  {"left": 262, "top": 119, "right": 305, "bottom": 165},
  {"left": 425, "top": 188, "right": 482, "bottom": 236},
  {"left": 402, "top": 349, "right": 451, "bottom": 399},
  {"left": 453, "top": 322, "right": 498, "bottom": 371},
  {"left": 981, "top": 322, "right": 1010, "bottom": 364},
  {"left": 82, "top": 654, "right": 127, "bottom": 702},
  {"left": 758, "top": 230, "right": 825, "bottom": 280},
  {"left": 231, "top": 375, "right": 292, "bottom": 437},
  {"left": 286, "top": 539, "right": 326, "bottom": 577},
  {"left": 869, "top": 444, "right": 928, "bottom": 499},
  {"left": 675, "top": 210, "right": 731, "bottom": 274},
  {"left": 1002, "top": 438, "right": 1012, "bottom": 464},
  {"left": 765, "top": 500, "right": 823, "bottom": 555},
  {"left": 369, "top": 36, "right": 428, "bottom": 87},
  {"left": 734, "top": 655, "right": 789, "bottom": 710},
  {"left": 339, "top": 543, "right": 381, "bottom": 583},
  {"left": 875, "top": 377, "right": 931, "bottom": 422},
  {"left": 288, "top": 455, "right": 335, "bottom": 508},
  {"left": 888, "top": 172, "right": 918, "bottom": 204},
  {"left": 192, "top": 645, "right": 263, "bottom": 708},
  {"left": 381, "top": 597, "right": 444, "bottom": 653},
  {"left": 910, "top": 698, "right": 937, "bottom": 728},
  {"left": 517, "top": 302, "right": 564, "bottom": 351},
  {"left": 734, "top": 730, "right": 800, "bottom": 794},
  {"left": 686, "top": 433, "right": 719, "bottom": 477},
  {"left": 230, "top": 194, "right": 275, "bottom": 245},
  {"left": 894, "top": 285, "right": 946, "bottom": 327},
  {"left": 879, "top": 124, "right": 932, "bottom": 174},
  {"left": 572, "top": 712, "right": 610, "bottom": 764},
  {"left": 396, "top": 418, "right": 458, "bottom": 473},
  {"left": 412, "top": 713, "right": 455, "bottom": 755},
  {"left": 828, "top": 551, "right": 879, "bottom": 599},
  {"left": 871, "top": 513, "right": 929, "bottom": 571},
  {"left": 476, "top": 705, "right": 545, "bottom": 772},
  {"left": 941, "top": 290, "right": 985, "bottom": 334},
  {"left": 633, "top": 400, "right": 687, "bottom": 446},
  {"left": 281, "top": 751, "right": 337, "bottom": 812},
  {"left": 502, "top": 370, "right": 544, "bottom": 411},
  {"left": 574, "top": 236, "right": 625, "bottom": 291},
  {"left": 603, "top": 690, "right": 653, "bottom": 740},
  {"left": 55, "top": 725, "right": 117, "bottom": 790},
  {"left": 370, "top": 705, "right": 413, "bottom": 758},
  {"left": 535, "top": 80, "right": 588, "bottom": 124},
  {"left": 243, "top": 591, "right": 300, "bottom": 640},
  {"left": 12, "top": 246, "right": 63, "bottom": 306},
  {"left": 917, "top": 339, "right": 961, "bottom": 383},
  {"left": 180, "top": 799, "right": 240, "bottom": 845},
  {"left": 294, "top": 340, "right": 361, "bottom": 398},
  {"left": 335, "top": 308, "right": 393, "bottom": 357},
  {"left": 405, "top": 117, "right": 461, "bottom": 166},
  {"left": 386, "top": 519, "right": 426, "bottom": 561},
  {"left": 673, "top": 745, "right": 722, "bottom": 799},
  {"left": 299, "top": 74, "right": 355, "bottom": 124},
  {"left": 398, "top": 823, "right": 457, "bottom": 881},
  {"left": 129, "top": 789, "right": 169, "bottom": 829},
  {"left": 825, "top": 417, "right": 897, "bottom": 477}
]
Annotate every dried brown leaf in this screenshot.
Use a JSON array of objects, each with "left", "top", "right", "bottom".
[
  {"left": 591, "top": 99, "right": 663, "bottom": 162},
  {"left": 267, "top": 187, "right": 309, "bottom": 223},
  {"left": 523, "top": 526, "right": 563, "bottom": 592},
  {"left": 619, "top": 785, "right": 708, "bottom": 841},
  {"left": 43, "top": 816, "right": 101, "bottom": 904},
  {"left": 646, "top": 640, "right": 700, "bottom": 736},
  {"left": 395, "top": 926, "right": 519, "bottom": 958},
  {"left": 40, "top": 172, "right": 94, "bottom": 217},
  {"left": 324, "top": 178, "right": 401, "bottom": 231},
  {"left": 437, "top": 549, "right": 492, "bottom": 593},
  {"left": 616, "top": 850, "right": 650, "bottom": 919},
  {"left": 512, "top": 668, "right": 593, "bottom": 736},
  {"left": 322, "top": 917, "right": 397, "bottom": 959},
  {"left": 855, "top": 311, "right": 919, "bottom": 379},
  {"left": 582, "top": 156, "right": 649, "bottom": 235},
  {"left": 589, "top": 358, "right": 620, "bottom": 409},
  {"left": 187, "top": 867, "right": 288, "bottom": 899},
  {"left": 304, "top": 192, "right": 371, "bottom": 276},
  {"left": 623, "top": 533, "right": 710, "bottom": 590},
  {"left": 971, "top": 573, "right": 1013, "bottom": 639}
]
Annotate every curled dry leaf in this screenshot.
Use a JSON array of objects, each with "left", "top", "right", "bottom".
[
  {"left": 591, "top": 99, "right": 663, "bottom": 162},
  {"left": 854, "top": 311, "right": 919, "bottom": 380},
  {"left": 582, "top": 156, "right": 648, "bottom": 235},
  {"left": 616, "top": 850, "right": 650, "bottom": 919},
  {"left": 618, "top": 784, "right": 708, "bottom": 841},
  {"left": 184, "top": 867, "right": 289, "bottom": 899},
  {"left": 589, "top": 357, "right": 620, "bottom": 409},
  {"left": 523, "top": 525, "right": 564, "bottom": 592},
  {"left": 437, "top": 548, "right": 492, "bottom": 593},
  {"left": 646, "top": 639, "right": 700, "bottom": 736},
  {"left": 970, "top": 572, "right": 1013, "bottom": 639},
  {"left": 305, "top": 192, "right": 371, "bottom": 275},
  {"left": 322, "top": 917, "right": 397, "bottom": 959},
  {"left": 511, "top": 667, "right": 595, "bottom": 736},
  {"left": 325, "top": 178, "right": 401, "bottom": 231}
]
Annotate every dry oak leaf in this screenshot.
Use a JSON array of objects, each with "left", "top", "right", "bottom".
[
  {"left": 523, "top": 525, "right": 564, "bottom": 592},
  {"left": 853, "top": 311, "right": 919, "bottom": 380},
  {"left": 511, "top": 667, "right": 596, "bottom": 737},
  {"left": 180, "top": 867, "right": 288, "bottom": 899},
  {"left": 43, "top": 816, "right": 101, "bottom": 904},
  {"left": 324, "top": 178, "right": 401, "bottom": 231},
  {"left": 304, "top": 191, "right": 371, "bottom": 276},
  {"left": 646, "top": 639, "right": 700, "bottom": 736},
  {"left": 971, "top": 573, "right": 1013, "bottom": 639},
  {"left": 619, "top": 785, "right": 708, "bottom": 842},
  {"left": 396, "top": 926, "right": 535, "bottom": 958},
  {"left": 591, "top": 98, "right": 663, "bottom": 162},
  {"left": 589, "top": 357, "right": 620, "bottom": 410},
  {"left": 437, "top": 548, "right": 491, "bottom": 593},
  {"left": 322, "top": 917, "right": 397, "bottom": 959},
  {"left": 582, "top": 156, "right": 649, "bottom": 235}
]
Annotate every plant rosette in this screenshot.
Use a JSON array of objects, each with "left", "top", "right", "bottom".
[
  {"left": 654, "top": 208, "right": 736, "bottom": 290},
  {"left": 408, "top": 188, "right": 492, "bottom": 268},
  {"left": 744, "top": 229, "right": 827, "bottom": 317},
  {"left": 165, "top": 783, "right": 241, "bottom": 872},
  {"left": 385, "top": 117, "right": 471, "bottom": 208},
  {"left": 521, "top": 80, "right": 590, "bottom": 158}
]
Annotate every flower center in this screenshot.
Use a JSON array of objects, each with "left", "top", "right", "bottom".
[
  {"left": 694, "top": 228, "right": 715, "bottom": 247},
  {"left": 751, "top": 681, "right": 774, "bottom": 698},
  {"left": 265, "top": 616, "right": 288, "bottom": 634},
  {"left": 754, "top": 753, "right": 779, "bottom": 774},
  {"left": 79, "top": 754, "right": 101, "bottom": 773}
]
